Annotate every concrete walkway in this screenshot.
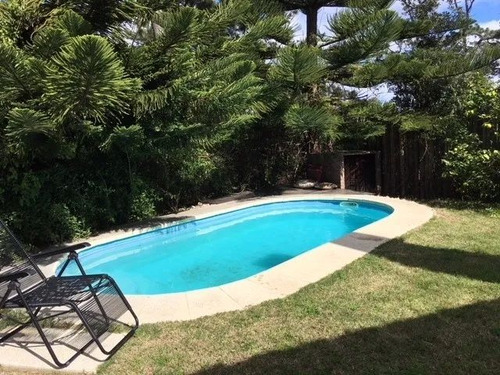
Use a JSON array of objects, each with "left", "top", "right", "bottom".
[{"left": 0, "top": 191, "right": 434, "bottom": 373}]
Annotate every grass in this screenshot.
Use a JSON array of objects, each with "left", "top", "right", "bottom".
[{"left": 2, "top": 201, "right": 500, "bottom": 374}]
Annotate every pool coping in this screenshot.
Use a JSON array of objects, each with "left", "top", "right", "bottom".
[{"left": 42, "top": 193, "right": 434, "bottom": 324}]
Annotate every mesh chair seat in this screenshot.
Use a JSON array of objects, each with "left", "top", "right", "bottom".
[{"left": 5, "top": 275, "right": 111, "bottom": 308}]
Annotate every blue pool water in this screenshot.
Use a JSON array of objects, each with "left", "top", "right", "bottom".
[{"left": 61, "top": 200, "right": 392, "bottom": 294}]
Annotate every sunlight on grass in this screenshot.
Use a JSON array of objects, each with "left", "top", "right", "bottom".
[
  {"left": 94, "top": 202, "right": 500, "bottom": 375},
  {"left": 2, "top": 203, "right": 499, "bottom": 374}
]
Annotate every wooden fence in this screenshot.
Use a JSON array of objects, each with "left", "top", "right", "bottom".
[
  {"left": 378, "top": 126, "right": 455, "bottom": 200},
  {"left": 309, "top": 125, "right": 496, "bottom": 200}
]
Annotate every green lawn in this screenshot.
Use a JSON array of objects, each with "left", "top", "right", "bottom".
[{"left": 3, "top": 201, "right": 500, "bottom": 374}]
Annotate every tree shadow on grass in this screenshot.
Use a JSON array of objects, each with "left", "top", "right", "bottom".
[
  {"left": 195, "top": 299, "right": 500, "bottom": 375},
  {"left": 372, "top": 239, "right": 500, "bottom": 284}
]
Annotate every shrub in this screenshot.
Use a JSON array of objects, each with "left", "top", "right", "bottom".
[
  {"left": 443, "top": 134, "right": 500, "bottom": 202},
  {"left": 129, "top": 182, "right": 158, "bottom": 221},
  {"left": 7, "top": 204, "right": 90, "bottom": 246}
]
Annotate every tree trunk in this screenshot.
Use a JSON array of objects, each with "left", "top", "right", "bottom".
[{"left": 305, "top": 7, "right": 319, "bottom": 46}]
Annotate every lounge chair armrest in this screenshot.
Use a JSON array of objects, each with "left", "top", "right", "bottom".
[
  {"left": 0, "top": 271, "right": 29, "bottom": 283},
  {"left": 32, "top": 242, "right": 91, "bottom": 259}
]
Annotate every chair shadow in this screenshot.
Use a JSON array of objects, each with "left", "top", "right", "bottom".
[
  {"left": 373, "top": 238, "right": 500, "bottom": 284},
  {"left": 1, "top": 329, "right": 111, "bottom": 369},
  {"left": 194, "top": 298, "right": 500, "bottom": 375}
]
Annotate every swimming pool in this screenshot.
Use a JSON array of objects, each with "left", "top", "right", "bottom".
[{"left": 60, "top": 200, "right": 392, "bottom": 294}]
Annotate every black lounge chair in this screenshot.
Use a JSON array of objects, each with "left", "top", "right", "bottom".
[{"left": 0, "top": 219, "right": 139, "bottom": 368}]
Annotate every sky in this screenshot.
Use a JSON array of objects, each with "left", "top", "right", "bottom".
[
  {"left": 292, "top": 0, "right": 500, "bottom": 39},
  {"left": 471, "top": 0, "right": 500, "bottom": 28},
  {"left": 291, "top": 0, "right": 500, "bottom": 101}
]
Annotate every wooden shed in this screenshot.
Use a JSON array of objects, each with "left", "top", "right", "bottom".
[{"left": 307, "top": 151, "right": 381, "bottom": 193}]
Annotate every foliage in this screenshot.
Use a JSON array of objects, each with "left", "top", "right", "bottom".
[
  {"left": 434, "top": 74, "right": 500, "bottom": 202},
  {"left": 45, "top": 35, "right": 140, "bottom": 122},
  {"left": 451, "top": 73, "right": 500, "bottom": 147},
  {"left": 443, "top": 134, "right": 500, "bottom": 202},
  {"left": 0, "top": 6, "right": 141, "bottom": 244},
  {"left": 0, "top": 0, "right": 498, "bottom": 246},
  {"left": 345, "top": 0, "right": 500, "bottom": 203},
  {"left": 337, "top": 99, "right": 397, "bottom": 149}
]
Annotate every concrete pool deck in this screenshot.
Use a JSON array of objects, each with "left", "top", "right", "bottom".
[{"left": 0, "top": 192, "right": 434, "bottom": 373}]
